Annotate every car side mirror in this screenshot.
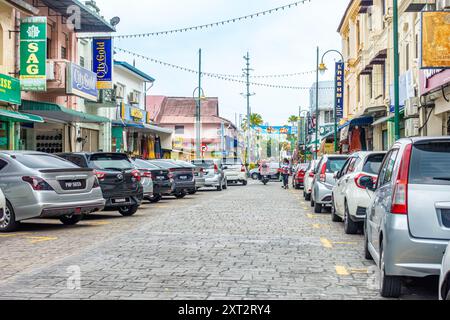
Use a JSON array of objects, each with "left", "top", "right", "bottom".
[
  {"left": 359, "top": 176, "right": 377, "bottom": 191},
  {"left": 223, "top": 166, "right": 228, "bottom": 170},
  {"left": 333, "top": 171, "right": 340, "bottom": 180}
]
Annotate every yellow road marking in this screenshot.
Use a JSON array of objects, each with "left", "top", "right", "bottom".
[
  {"left": 26, "top": 236, "right": 58, "bottom": 244},
  {"left": 307, "top": 214, "right": 316, "bottom": 219},
  {"left": 320, "top": 238, "right": 333, "bottom": 248},
  {"left": 0, "top": 233, "right": 23, "bottom": 238},
  {"left": 333, "top": 241, "right": 358, "bottom": 245},
  {"left": 335, "top": 265, "right": 350, "bottom": 276},
  {"left": 349, "top": 268, "right": 369, "bottom": 274},
  {"left": 86, "top": 221, "right": 111, "bottom": 226}
]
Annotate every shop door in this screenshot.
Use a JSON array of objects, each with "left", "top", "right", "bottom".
[
  {"left": 81, "top": 128, "right": 99, "bottom": 152},
  {"left": 0, "top": 121, "right": 9, "bottom": 151}
]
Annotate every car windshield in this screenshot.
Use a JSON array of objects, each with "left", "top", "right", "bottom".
[
  {"left": 90, "top": 154, "right": 132, "bottom": 170},
  {"left": 133, "top": 159, "right": 160, "bottom": 170},
  {"left": 13, "top": 154, "right": 79, "bottom": 169},
  {"left": 192, "top": 160, "right": 215, "bottom": 169},
  {"left": 363, "top": 154, "right": 385, "bottom": 175},
  {"left": 150, "top": 161, "right": 179, "bottom": 169},
  {"left": 409, "top": 141, "right": 450, "bottom": 185},
  {"left": 326, "top": 158, "right": 348, "bottom": 173},
  {"left": 223, "top": 158, "right": 243, "bottom": 165}
]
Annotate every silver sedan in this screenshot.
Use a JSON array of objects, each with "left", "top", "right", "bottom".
[{"left": 0, "top": 151, "right": 105, "bottom": 232}]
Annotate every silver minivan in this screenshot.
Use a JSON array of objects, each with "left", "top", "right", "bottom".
[
  {"left": 192, "top": 159, "right": 227, "bottom": 191},
  {"left": 364, "top": 137, "right": 450, "bottom": 298}
]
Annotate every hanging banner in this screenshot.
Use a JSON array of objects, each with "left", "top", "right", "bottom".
[
  {"left": 253, "top": 126, "right": 292, "bottom": 135},
  {"left": 0, "top": 74, "right": 21, "bottom": 105},
  {"left": 93, "top": 37, "right": 113, "bottom": 89},
  {"left": 421, "top": 11, "right": 450, "bottom": 69},
  {"left": 20, "top": 16, "right": 47, "bottom": 91},
  {"left": 335, "top": 62, "right": 344, "bottom": 119}
]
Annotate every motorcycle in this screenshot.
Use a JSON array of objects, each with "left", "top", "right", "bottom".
[{"left": 260, "top": 163, "right": 271, "bottom": 185}]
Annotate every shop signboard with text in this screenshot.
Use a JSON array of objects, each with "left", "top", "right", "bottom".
[
  {"left": 419, "top": 69, "right": 450, "bottom": 95},
  {"left": 66, "top": 63, "right": 98, "bottom": 101},
  {"left": 20, "top": 16, "right": 47, "bottom": 91},
  {"left": 421, "top": 12, "right": 450, "bottom": 69},
  {"left": 335, "top": 62, "right": 344, "bottom": 119},
  {"left": 0, "top": 74, "right": 21, "bottom": 105},
  {"left": 93, "top": 38, "right": 113, "bottom": 89}
]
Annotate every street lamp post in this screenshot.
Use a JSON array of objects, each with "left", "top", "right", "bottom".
[
  {"left": 315, "top": 47, "right": 319, "bottom": 160},
  {"left": 318, "top": 49, "right": 345, "bottom": 153},
  {"left": 193, "top": 86, "right": 205, "bottom": 159},
  {"left": 299, "top": 109, "right": 309, "bottom": 163},
  {"left": 393, "top": 0, "right": 401, "bottom": 141}
]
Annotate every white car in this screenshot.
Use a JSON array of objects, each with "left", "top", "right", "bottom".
[
  {"left": 222, "top": 158, "right": 247, "bottom": 185},
  {"left": 0, "top": 189, "right": 5, "bottom": 225},
  {"left": 303, "top": 160, "right": 319, "bottom": 201},
  {"left": 331, "top": 151, "right": 386, "bottom": 234},
  {"left": 439, "top": 242, "right": 450, "bottom": 300}
]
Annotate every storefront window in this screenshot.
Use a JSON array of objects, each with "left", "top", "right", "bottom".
[{"left": 0, "top": 121, "right": 9, "bottom": 150}]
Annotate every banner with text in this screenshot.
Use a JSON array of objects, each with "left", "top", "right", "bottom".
[
  {"left": 93, "top": 38, "right": 113, "bottom": 89},
  {"left": 20, "top": 16, "right": 47, "bottom": 91},
  {"left": 335, "top": 62, "right": 344, "bottom": 119},
  {"left": 254, "top": 126, "right": 292, "bottom": 135},
  {"left": 421, "top": 11, "right": 450, "bottom": 69}
]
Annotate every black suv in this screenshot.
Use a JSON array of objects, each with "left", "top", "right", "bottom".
[{"left": 58, "top": 153, "right": 143, "bottom": 216}]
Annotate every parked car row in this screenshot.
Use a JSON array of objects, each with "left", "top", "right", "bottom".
[
  {"left": 297, "top": 137, "right": 450, "bottom": 300},
  {"left": 0, "top": 152, "right": 245, "bottom": 233}
]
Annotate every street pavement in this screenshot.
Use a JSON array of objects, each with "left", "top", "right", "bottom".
[{"left": 0, "top": 180, "right": 438, "bottom": 300}]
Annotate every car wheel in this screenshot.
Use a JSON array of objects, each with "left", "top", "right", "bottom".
[
  {"left": 364, "top": 220, "right": 373, "bottom": 260},
  {"left": 251, "top": 173, "right": 259, "bottom": 180},
  {"left": 379, "top": 241, "right": 402, "bottom": 298},
  {"left": 331, "top": 196, "right": 342, "bottom": 222},
  {"left": 217, "top": 181, "right": 223, "bottom": 191},
  {"left": 60, "top": 215, "right": 83, "bottom": 226},
  {"left": 242, "top": 180, "right": 248, "bottom": 186},
  {"left": 446, "top": 289, "right": 450, "bottom": 301},
  {"left": 344, "top": 202, "right": 359, "bottom": 235},
  {"left": 149, "top": 195, "right": 162, "bottom": 203},
  {"left": 118, "top": 205, "right": 139, "bottom": 216},
  {"left": 188, "top": 190, "right": 197, "bottom": 195},
  {"left": 314, "top": 202, "right": 322, "bottom": 214},
  {"left": 0, "top": 201, "right": 18, "bottom": 233},
  {"left": 175, "top": 192, "right": 186, "bottom": 199}
]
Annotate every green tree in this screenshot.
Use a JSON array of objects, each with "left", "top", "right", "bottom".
[{"left": 241, "top": 113, "right": 264, "bottom": 131}]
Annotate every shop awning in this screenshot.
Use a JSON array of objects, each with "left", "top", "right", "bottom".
[
  {"left": 39, "top": 0, "right": 115, "bottom": 32},
  {"left": 112, "top": 121, "right": 145, "bottom": 128},
  {"left": 372, "top": 111, "right": 405, "bottom": 126},
  {"left": 112, "top": 121, "right": 173, "bottom": 135},
  {"left": 143, "top": 124, "right": 173, "bottom": 135},
  {"left": 20, "top": 100, "right": 110, "bottom": 123},
  {"left": 0, "top": 109, "right": 44, "bottom": 123},
  {"left": 339, "top": 116, "right": 374, "bottom": 130}
]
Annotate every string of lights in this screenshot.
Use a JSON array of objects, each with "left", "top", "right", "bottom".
[
  {"left": 115, "top": 47, "right": 333, "bottom": 91},
  {"left": 107, "top": 0, "right": 312, "bottom": 39}
]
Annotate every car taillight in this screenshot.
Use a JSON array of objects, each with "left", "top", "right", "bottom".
[
  {"left": 94, "top": 170, "right": 106, "bottom": 181},
  {"left": 131, "top": 169, "right": 142, "bottom": 182},
  {"left": 22, "top": 176, "right": 54, "bottom": 191},
  {"left": 241, "top": 165, "right": 246, "bottom": 172},
  {"left": 319, "top": 162, "right": 327, "bottom": 182},
  {"left": 309, "top": 172, "right": 315, "bottom": 178},
  {"left": 142, "top": 171, "right": 152, "bottom": 178},
  {"left": 214, "top": 164, "right": 219, "bottom": 174},
  {"left": 354, "top": 173, "right": 376, "bottom": 189},
  {"left": 391, "top": 144, "right": 412, "bottom": 215}
]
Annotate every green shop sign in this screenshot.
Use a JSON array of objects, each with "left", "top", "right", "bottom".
[
  {"left": 0, "top": 74, "right": 21, "bottom": 105},
  {"left": 20, "top": 16, "right": 47, "bottom": 92}
]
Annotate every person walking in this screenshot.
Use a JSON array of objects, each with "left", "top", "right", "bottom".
[{"left": 280, "top": 159, "right": 291, "bottom": 189}]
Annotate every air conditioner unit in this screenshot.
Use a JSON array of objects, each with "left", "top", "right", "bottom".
[
  {"left": 404, "top": 97, "right": 420, "bottom": 118},
  {"left": 46, "top": 60, "right": 55, "bottom": 80},
  {"left": 128, "top": 92, "right": 140, "bottom": 105},
  {"left": 115, "top": 86, "right": 124, "bottom": 99},
  {"left": 437, "top": 0, "right": 450, "bottom": 10},
  {"left": 405, "top": 118, "right": 420, "bottom": 137}
]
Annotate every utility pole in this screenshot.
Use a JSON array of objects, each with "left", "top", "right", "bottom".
[
  {"left": 195, "top": 49, "right": 202, "bottom": 159},
  {"left": 315, "top": 47, "right": 320, "bottom": 160},
  {"left": 393, "top": 0, "right": 401, "bottom": 141},
  {"left": 243, "top": 52, "right": 253, "bottom": 168}
]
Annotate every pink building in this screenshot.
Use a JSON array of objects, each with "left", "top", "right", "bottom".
[{"left": 147, "top": 95, "right": 238, "bottom": 160}]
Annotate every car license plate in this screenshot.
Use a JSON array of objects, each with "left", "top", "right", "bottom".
[
  {"left": 156, "top": 176, "right": 165, "bottom": 180},
  {"left": 114, "top": 198, "right": 127, "bottom": 203},
  {"left": 179, "top": 176, "right": 188, "bottom": 180},
  {"left": 61, "top": 180, "right": 85, "bottom": 190}
]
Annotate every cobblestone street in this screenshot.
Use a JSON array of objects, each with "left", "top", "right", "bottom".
[{"left": 0, "top": 181, "right": 438, "bottom": 300}]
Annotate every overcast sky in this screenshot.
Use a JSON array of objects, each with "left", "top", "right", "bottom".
[{"left": 94, "top": 0, "right": 349, "bottom": 126}]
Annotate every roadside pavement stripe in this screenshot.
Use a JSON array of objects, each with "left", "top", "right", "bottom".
[
  {"left": 26, "top": 236, "right": 58, "bottom": 244},
  {"left": 86, "top": 221, "right": 111, "bottom": 226},
  {"left": 335, "top": 265, "right": 350, "bottom": 276},
  {"left": 333, "top": 241, "right": 358, "bottom": 245},
  {"left": 349, "top": 268, "right": 369, "bottom": 274},
  {"left": 320, "top": 238, "right": 333, "bottom": 248}
]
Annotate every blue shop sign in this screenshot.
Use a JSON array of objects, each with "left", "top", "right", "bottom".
[
  {"left": 93, "top": 38, "right": 113, "bottom": 90},
  {"left": 335, "top": 62, "right": 345, "bottom": 119},
  {"left": 66, "top": 63, "right": 98, "bottom": 101}
]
